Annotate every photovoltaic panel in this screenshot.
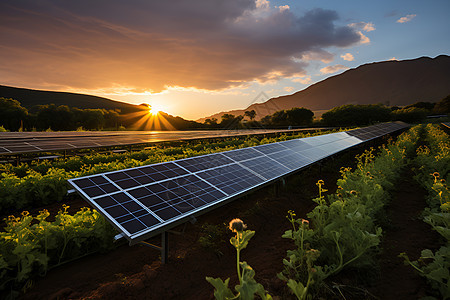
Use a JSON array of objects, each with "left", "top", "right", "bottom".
[
  {"left": 68, "top": 122, "right": 409, "bottom": 244},
  {"left": 222, "top": 147, "right": 263, "bottom": 162},
  {"left": 175, "top": 153, "right": 234, "bottom": 172},
  {"left": 197, "top": 164, "right": 265, "bottom": 196},
  {"left": 253, "top": 142, "right": 288, "bottom": 155},
  {"left": 282, "top": 139, "right": 313, "bottom": 153},
  {"left": 0, "top": 128, "right": 310, "bottom": 156},
  {"left": 265, "top": 149, "right": 312, "bottom": 171},
  {"left": 239, "top": 155, "right": 291, "bottom": 180}
]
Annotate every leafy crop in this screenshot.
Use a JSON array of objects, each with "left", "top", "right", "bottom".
[
  {"left": 401, "top": 124, "right": 450, "bottom": 300},
  {"left": 0, "top": 207, "right": 115, "bottom": 297},
  {"left": 279, "top": 127, "right": 417, "bottom": 299},
  {"left": 206, "top": 219, "right": 272, "bottom": 300}
]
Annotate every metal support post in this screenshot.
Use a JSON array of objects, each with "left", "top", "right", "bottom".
[
  {"left": 139, "top": 231, "right": 169, "bottom": 264},
  {"left": 161, "top": 231, "right": 169, "bottom": 264}
]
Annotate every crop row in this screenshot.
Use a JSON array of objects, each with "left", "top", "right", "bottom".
[
  {"left": 401, "top": 124, "right": 450, "bottom": 300},
  {"left": 206, "top": 126, "right": 422, "bottom": 299},
  {"left": 0, "top": 206, "right": 116, "bottom": 298},
  {"left": 0, "top": 130, "right": 338, "bottom": 215}
]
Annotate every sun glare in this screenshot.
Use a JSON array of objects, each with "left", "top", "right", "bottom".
[
  {"left": 148, "top": 104, "right": 165, "bottom": 116},
  {"left": 149, "top": 107, "right": 159, "bottom": 115}
]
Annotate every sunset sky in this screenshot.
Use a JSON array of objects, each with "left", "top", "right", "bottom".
[{"left": 1, "top": 0, "right": 449, "bottom": 120}]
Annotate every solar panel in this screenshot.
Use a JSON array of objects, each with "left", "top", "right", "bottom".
[
  {"left": 239, "top": 156, "right": 291, "bottom": 180},
  {"left": 196, "top": 164, "right": 265, "bottom": 196},
  {"left": 68, "top": 122, "right": 409, "bottom": 244},
  {"left": 0, "top": 128, "right": 311, "bottom": 156},
  {"left": 175, "top": 153, "right": 233, "bottom": 172}
]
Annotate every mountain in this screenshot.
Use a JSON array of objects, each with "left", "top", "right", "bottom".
[
  {"left": 199, "top": 55, "right": 450, "bottom": 121},
  {"left": 0, "top": 85, "right": 140, "bottom": 113}
]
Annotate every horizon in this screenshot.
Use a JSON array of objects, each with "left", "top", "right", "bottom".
[{"left": 1, "top": 0, "right": 449, "bottom": 120}]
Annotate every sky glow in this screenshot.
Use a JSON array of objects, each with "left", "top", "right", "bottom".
[{"left": 0, "top": 0, "right": 449, "bottom": 120}]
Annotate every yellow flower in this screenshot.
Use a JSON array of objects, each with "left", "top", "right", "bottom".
[{"left": 229, "top": 218, "right": 247, "bottom": 233}]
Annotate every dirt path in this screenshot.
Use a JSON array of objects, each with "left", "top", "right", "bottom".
[{"left": 371, "top": 167, "right": 441, "bottom": 299}]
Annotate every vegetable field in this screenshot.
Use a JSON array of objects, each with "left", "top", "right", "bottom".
[{"left": 1, "top": 124, "right": 449, "bottom": 300}]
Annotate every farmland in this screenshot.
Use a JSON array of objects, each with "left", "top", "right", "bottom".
[{"left": 0, "top": 124, "right": 449, "bottom": 299}]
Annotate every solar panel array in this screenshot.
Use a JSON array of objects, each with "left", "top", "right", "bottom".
[
  {"left": 68, "top": 122, "right": 408, "bottom": 244},
  {"left": 0, "top": 128, "right": 311, "bottom": 156}
]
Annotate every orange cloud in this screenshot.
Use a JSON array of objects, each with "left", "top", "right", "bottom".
[
  {"left": 397, "top": 14, "right": 417, "bottom": 23},
  {"left": 284, "top": 86, "right": 295, "bottom": 92},
  {"left": 341, "top": 53, "right": 354, "bottom": 61},
  {"left": 291, "top": 76, "right": 312, "bottom": 84},
  {"left": 301, "top": 50, "right": 334, "bottom": 63},
  {"left": 0, "top": 1, "right": 365, "bottom": 93},
  {"left": 349, "top": 22, "right": 375, "bottom": 32},
  {"left": 320, "top": 64, "right": 349, "bottom": 74}
]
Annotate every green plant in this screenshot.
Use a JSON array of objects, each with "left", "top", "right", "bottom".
[
  {"left": 401, "top": 125, "right": 450, "bottom": 300},
  {"left": 0, "top": 207, "right": 115, "bottom": 296},
  {"left": 279, "top": 128, "right": 414, "bottom": 299},
  {"left": 400, "top": 248, "right": 450, "bottom": 300},
  {"left": 206, "top": 219, "right": 272, "bottom": 300}
]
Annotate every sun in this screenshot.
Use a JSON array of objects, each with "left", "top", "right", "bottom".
[
  {"left": 148, "top": 104, "right": 165, "bottom": 116},
  {"left": 149, "top": 107, "right": 159, "bottom": 115}
]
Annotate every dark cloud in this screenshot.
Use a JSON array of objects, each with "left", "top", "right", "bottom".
[{"left": 0, "top": 0, "right": 363, "bottom": 92}]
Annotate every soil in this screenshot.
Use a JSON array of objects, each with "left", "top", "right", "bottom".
[
  {"left": 16, "top": 147, "right": 442, "bottom": 300},
  {"left": 369, "top": 168, "right": 441, "bottom": 300}
]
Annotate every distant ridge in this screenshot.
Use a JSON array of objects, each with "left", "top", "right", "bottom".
[
  {"left": 0, "top": 85, "right": 140, "bottom": 113},
  {"left": 199, "top": 55, "right": 450, "bottom": 121}
]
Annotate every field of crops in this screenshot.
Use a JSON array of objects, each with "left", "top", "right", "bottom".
[{"left": 1, "top": 124, "right": 449, "bottom": 300}]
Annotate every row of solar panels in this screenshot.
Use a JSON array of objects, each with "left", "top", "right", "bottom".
[
  {"left": 0, "top": 129, "right": 312, "bottom": 155},
  {"left": 68, "top": 122, "right": 408, "bottom": 244}
]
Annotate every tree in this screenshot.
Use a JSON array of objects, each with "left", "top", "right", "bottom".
[
  {"left": 0, "top": 97, "right": 28, "bottom": 131},
  {"left": 404, "top": 101, "right": 435, "bottom": 111},
  {"left": 261, "top": 107, "right": 314, "bottom": 127},
  {"left": 36, "top": 104, "right": 75, "bottom": 130},
  {"left": 244, "top": 110, "right": 256, "bottom": 121},
  {"left": 220, "top": 114, "right": 243, "bottom": 129},
  {"left": 285, "top": 107, "right": 314, "bottom": 126},
  {"left": 204, "top": 118, "right": 218, "bottom": 127},
  {"left": 433, "top": 95, "right": 450, "bottom": 114},
  {"left": 321, "top": 104, "right": 391, "bottom": 127},
  {"left": 391, "top": 107, "right": 428, "bottom": 123}
]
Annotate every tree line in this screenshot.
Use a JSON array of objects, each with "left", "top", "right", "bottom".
[
  {"left": 321, "top": 96, "right": 449, "bottom": 127},
  {"left": 0, "top": 98, "right": 121, "bottom": 131},
  {"left": 0, "top": 95, "right": 448, "bottom": 131}
]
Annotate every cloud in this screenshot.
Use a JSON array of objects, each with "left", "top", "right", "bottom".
[
  {"left": 291, "top": 76, "right": 312, "bottom": 84},
  {"left": 348, "top": 22, "right": 375, "bottom": 32},
  {"left": 301, "top": 50, "right": 334, "bottom": 63},
  {"left": 341, "top": 53, "right": 354, "bottom": 61},
  {"left": 397, "top": 14, "right": 416, "bottom": 23},
  {"left": 356, "top": 31, "right": 370, "bottom": 44},
  {"left": 320, "top": 64, "right": 349, "bottom": 74},
  {"left": 0, "top": 0, "right": 365, "bottom": 93},
  {"left": 277, "top": 5, "right": 290, "bottom": 12},
  {"left": 347, "top": 22, "right": 373, "bottom": 44},
  {"left": 284, "top": 86, "right": 295, "bottom": 92}
]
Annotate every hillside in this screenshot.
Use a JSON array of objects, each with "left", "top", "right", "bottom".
[
  {"left": 0, "top": 85, "right": 140, "bottom": 113},
  {"left": 200, "top": 55, "right": 450, "bottom": 121}
]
